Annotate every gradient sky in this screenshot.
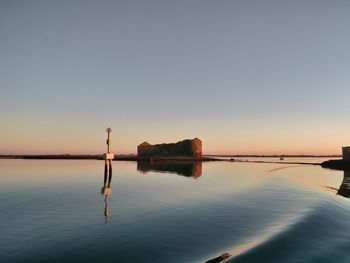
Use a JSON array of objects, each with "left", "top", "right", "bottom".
[{"left": 1, "top": 0, "right": 350, "bottom": 155}]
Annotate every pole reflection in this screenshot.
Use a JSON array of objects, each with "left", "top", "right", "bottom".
[{"left": 101, "top": 159, "right": 113, "bottom": 223}]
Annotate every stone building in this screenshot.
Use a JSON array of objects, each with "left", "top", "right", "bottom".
[
  {"left": 342, "top": 146, "right": 350, "bottom": 160},
  {"left": 137, "top": 138, "right": 202, "bottom": 157}
]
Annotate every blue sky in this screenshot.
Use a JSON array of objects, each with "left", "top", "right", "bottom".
[{"left": 1, "top": 0, "right": 350, "bottom": 154}]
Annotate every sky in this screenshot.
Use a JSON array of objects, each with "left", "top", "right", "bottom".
[{"left": 1, "top": 0, "right": 350, "bottom": 155}]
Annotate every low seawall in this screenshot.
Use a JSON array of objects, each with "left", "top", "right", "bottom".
[{"left": 321, "top": 159, "right": 350, "bottom": 170}]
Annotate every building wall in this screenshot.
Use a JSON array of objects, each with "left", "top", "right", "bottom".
[
  {"left": 137, "top": 138, "right": 202, "bottom": 157},
  {"left": 191, "top": 138, "right": 202, "bottom": 157},
  {"left": 343, "top": 147, "right": 350, "bottom": 160}
]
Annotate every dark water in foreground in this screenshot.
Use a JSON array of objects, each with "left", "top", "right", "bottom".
[{"left": 1, "top": 159, "right": 350, "bottom": 263}]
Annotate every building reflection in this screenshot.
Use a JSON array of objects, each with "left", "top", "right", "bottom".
[
  {"left": 137, "top": 160, "right": 202, "bottom": 178},
  {"left": 337, "top": 170, "right": 350, "bottom": 198},
  {"left": 101, "top": 159, "right": 113, "bottom": 223}
]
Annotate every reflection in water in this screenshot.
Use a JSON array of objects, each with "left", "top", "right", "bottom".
[
  {"left": 101, "top": 159, "right": 112, "bottom": 223},
  {"left": 2, "top": 160, "right": 350, "bottom": 263},
  {"left": 137, "top": 160, "right": 202, "bottom": 178},
  {"left": 338, "top": 170, "right": 350, "bottom": 198},
  {"left": 267, "top": 165, "right": 305, "bottom": 173},
  {"left": 326, "top": 170, "right": 350, "bottom": 199}
]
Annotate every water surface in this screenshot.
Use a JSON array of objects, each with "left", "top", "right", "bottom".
[{"left": 0, "top": 159, "right": 349, "bottom": 263}]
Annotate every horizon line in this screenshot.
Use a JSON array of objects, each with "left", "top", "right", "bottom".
[{"left": 0, "top": 153, "right": 342, "bottom": 157}]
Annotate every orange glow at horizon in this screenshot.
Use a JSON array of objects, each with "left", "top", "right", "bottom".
[{"left": 0, "top": 116, "right": 347, "bottom": 156}]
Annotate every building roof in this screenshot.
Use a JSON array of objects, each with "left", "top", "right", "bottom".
[
  {"left": 138, "top": 138, "right": 201, "bottom": 147},
  {"left": 138, "top": 141, "right": 151, "bottom": 147}
]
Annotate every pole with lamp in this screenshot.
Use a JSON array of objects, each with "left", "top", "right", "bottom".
[{"left": 102, "top": 127, "right": 114, "bottom": 223}]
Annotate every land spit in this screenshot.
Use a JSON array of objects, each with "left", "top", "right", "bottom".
[{"left": 321, "top": 159, "right": 350, "bottom": 170}]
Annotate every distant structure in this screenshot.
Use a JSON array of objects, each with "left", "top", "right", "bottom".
[
  {"left": 137, "top": 138, "right": 202, "bottom": 157},
  {"left": 342, "top": 146, "right": 350, "bottom": 160}
]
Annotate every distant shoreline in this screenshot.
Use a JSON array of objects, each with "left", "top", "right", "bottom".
[
  {"left": 0, "top": 154, "right": 102, "bottom": 160},
  {"left": 0, "top": 154, "right": 343, "bottom": 168},
  {"left": 0, "top": 154, "right": 341, "bottom": 160},
  {"left": 205, "top": 154, "right": 341, "bottom": 158},
  {"left": 0, "top": 154, "right": 218, "bottom": 161}
]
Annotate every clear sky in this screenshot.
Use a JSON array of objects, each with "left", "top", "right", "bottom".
[{"left": 1, "top": 0, "right": 350, "bottom": 155}]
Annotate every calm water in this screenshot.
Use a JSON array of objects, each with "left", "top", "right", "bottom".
[{"left": 1, "top": 159, "right": 350, "bottom": 263}]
